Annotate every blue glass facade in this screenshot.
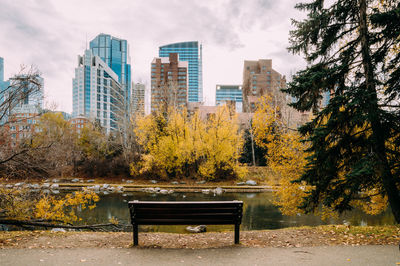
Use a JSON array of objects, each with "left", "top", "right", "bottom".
[
  {"left": 215, "top": 85, "right": 243, "bottom": 105},
  {"left": 159, "top": 41, "right": 202, "bottom": 102},
  {"left": 90, "top": 34, "right": 131, "bottom": 103}
]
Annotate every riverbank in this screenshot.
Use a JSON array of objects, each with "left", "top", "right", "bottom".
[
  {"left": 0, "top": 166, "right": 276, "bottom": 192},
  {"left": 1, "top": 225, "right": 399, "bottom": 249},
  {"left": 0, "top": 170, "right": 276, "bottom": 193}
]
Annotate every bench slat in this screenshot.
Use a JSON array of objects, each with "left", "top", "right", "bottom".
[
  {"left": 134, "top": 213, "right": 241, "bottom": 219},
  {"left": 133, "top": 208, "right": 239, "bottom": 214},
  {"left": 134, "top": 218, "right": 238, "bottom": 225},
  {"left": 129, "top": 201, "right": 242, "bottom": 209}
]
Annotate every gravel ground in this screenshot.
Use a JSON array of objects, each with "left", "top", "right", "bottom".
[{"left": 0, "top": 226, "right": 399, "bottom": 249}]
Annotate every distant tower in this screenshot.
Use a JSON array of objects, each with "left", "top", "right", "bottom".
[
  {"left": 150, "top": 53, "right": 188, "bottom": 113},
  {"left": 159, "top": 41, "right": 202, "bottom": 103},
  {"left": 0, "top": 57, "right": 4, "bottom": 82},
  {"left": 132, "top": 82, "right": 145, "bottom": 116},
  {"left": 242, "top": 59, "right": 286, "bottom": 113},
  {"left": 72, "top": 49, "right": 125, "bottom": 133},
  {"left": 90, "top": 34, "right": 132, "bottom": 105},
  {"left": 215, "top": 85, "right": 243, "bottom": 113}
]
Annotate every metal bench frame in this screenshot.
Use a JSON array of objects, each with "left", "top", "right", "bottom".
[{"left": 128, "top": 200, "right": 243, "bottom": 245}]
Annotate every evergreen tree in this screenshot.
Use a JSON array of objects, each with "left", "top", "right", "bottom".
[{"left": 285, "top": 0, "right": 400, "bottom": 223}]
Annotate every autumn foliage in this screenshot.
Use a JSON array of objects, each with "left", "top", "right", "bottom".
[
  {"left": 132, "top": 106, "right": 245, "bottom": 180},
  {"left": 0, "top": 188, "right": 99, "bottom": 224},
  {"left": 252, "top": 96, "right": 389, "bottom": 219}
]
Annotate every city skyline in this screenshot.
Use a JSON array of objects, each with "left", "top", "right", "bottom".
[{"left": 0, "top": 0, "right": 306, "bottom": 113}]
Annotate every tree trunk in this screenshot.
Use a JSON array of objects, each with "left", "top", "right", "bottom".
[
  {"left": 359, "top": 0, "right": 400, "bottom": 223},
  {"left": 249, "top": 127, "right": 256, "bottom": 166}
]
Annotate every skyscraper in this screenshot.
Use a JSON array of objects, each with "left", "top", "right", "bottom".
[
  {"left": 159, "top": 41, "right": 202, "bottom": 103},
  {"left": 151, "top": 53, "right": 188, "bottom": 113},
  {"left": 215, "top": 85, "right": 243, "bottom": 113},
  {"left": 72, "top": 49, "right": 125, "bottom": 133},
  {"left": 132, "top": 83, "right": 145, "bottom": 116},
  {"left": 242, "top": 59, "right": 287, "bottom": 113},
  {"left": 90, "top": 34, "right": 131, "bottom": 104},
  {"left": 0, "top": 57, "right": 9, "bottom": 98},
  {"left": 0, "top": 57, "right": 6, "bottom": 114},
  {"left": 0, "top": 57, "right": 4, "bottom": 82},
  {"left": 0, "top": 57, "right": 43, "bottom": 125}
]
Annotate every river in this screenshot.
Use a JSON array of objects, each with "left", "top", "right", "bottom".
[{"left": 76, "top": 191, "right": 395, "bottom": 233}]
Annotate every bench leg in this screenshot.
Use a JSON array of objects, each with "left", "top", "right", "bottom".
[
  {"left": 234, "top": 224, "right": 240, "bottom": 244},
  {"left": 133, "top": 224, "right": 138, "bottom": 246}
]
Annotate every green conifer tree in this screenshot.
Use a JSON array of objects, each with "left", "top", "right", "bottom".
[{"left": 286, "top": 0, "right": 400, "bottom": 223}]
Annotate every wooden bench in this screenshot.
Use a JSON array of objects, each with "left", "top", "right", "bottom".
[{"left": 128, "top": 200, "right": 243, "bottom": 246}]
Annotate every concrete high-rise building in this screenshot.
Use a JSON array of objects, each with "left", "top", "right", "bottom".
[
  {"left": 0, "top": 57, "right": 4, "bottom": 82},
  {"left": 159, "top": 41, "right": 202, "bottom": 103},
  {"left": 72, "top": 49, "right": 125, "bottom": 133},
  {"left": 90, "top": 34, "right": 131, "bottom": 105},
  {"left": 11, "top": 74, "right": 44, "bottom": 109},
  {"left": 150, "top": 53, "right": 188, "bottom": 113},
  {"left": 0, "top": 57, "right": 43, "bottom": 125},
  {"left": 215, "top": 85, "right": 243, "bottom": 113},
  {"left": 132, "top": 82, "right": 145, "bottom": 116},
  {"left": 242, "top": 59, "right": 287, "bottom": 113},
  {"left": 0, "top": 57, "right": 9, "bottom": 105},
  {"left": 0, "top": 57, "right": 7, "bottom": 119}
]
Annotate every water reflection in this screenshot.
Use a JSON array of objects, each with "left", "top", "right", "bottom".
[{"left": 77, "top": 192, "right": 395, "bottom": 233}]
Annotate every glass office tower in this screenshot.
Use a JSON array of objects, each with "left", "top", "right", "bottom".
[
  {"left": 159, "top": 41, "right": 202, "bottom": 103},
  {"left": 72, "top": 49, "right": 124, "bottom": 133},
  {"left": 90, "top": 34, "right": 131, "bottom": 103}
]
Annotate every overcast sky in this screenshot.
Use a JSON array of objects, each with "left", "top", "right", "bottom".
[{"left": 0, "top": 0, "right": 306, "bottom": 113}]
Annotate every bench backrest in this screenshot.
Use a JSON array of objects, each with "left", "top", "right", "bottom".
[{"left": 128, "top": 201, "right": 243, "bottom": 225}]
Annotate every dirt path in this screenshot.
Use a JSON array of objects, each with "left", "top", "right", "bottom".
[{"left": 1, "top": 245, "right": 399, "bottom": 266}]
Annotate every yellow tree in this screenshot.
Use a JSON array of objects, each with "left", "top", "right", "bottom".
[
  {"left": 132, "top": 106, "right": 244, "bottom": 180},
  {"left": 252, "top": 95, "right": 310, "bottom": 216},
  {"left": 253, "top": 96, "right": 389, "bottom": 218},
  {"left": 198, "top": 106, "right": 245, "bottom": 180}
]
